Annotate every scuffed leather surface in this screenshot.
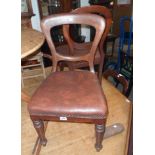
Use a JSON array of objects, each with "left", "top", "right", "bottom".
[{"left": 28, "top": 71, "right": 108, "bottom": 119}]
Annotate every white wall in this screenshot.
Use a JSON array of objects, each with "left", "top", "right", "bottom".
[
  {"left": 80, "top": 0, "right": 90, "bottom": 42},
  {"left": 31, "top": 0, "right": 41, "bottom": 31}
]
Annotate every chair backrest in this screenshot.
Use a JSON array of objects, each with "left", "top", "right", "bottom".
[
  {"left": 103, "top": 69, "right": 129, "bottom": 95},
  {"left": 63, "top": 5, "right": 112, "bottom": 56},
  {"left": 41, "top": 13, "right": 106, "bottom": 73}
]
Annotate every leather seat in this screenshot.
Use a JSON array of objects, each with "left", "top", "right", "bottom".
[{"left": 28, "top": 71, "right": 107, "bottom": 120}]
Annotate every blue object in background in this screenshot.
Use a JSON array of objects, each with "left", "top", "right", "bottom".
[{"left": 117, "top": 16, "right": 133, "bottom": 72}]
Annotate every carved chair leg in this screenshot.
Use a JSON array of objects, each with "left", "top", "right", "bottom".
[
  {"left": 32, "top": 121, "right": 48, "bottom": 155},
  {"left": 95, "top": 124, "right": 105, "bottom": 152},
  {"left": 32, "top": 120, "right": 47, "bottom": 146}
]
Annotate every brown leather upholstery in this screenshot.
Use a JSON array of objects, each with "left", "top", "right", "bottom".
[
  {"left": 28, "top": 13, "right": 108, "bottom": 154},
  {"left": 28, "top": 71, "right": 107, "bottom": 119}
]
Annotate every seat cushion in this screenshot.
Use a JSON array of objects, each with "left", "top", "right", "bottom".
[{"left": 28, "top": 71, "right": 108, "bottom": 120}]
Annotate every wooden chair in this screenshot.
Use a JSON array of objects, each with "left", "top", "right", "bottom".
[
  {"left": 28, "top": 13, "right": 108, "bottom": 154},
  {"left": 43, "top": 5, "right": 112, "bottom": 83},
  {"left": 103, "top": 69, "right": 129, "bottom": 95},
  {"left": 103, "top": 69, "right": 132, "bottom": 155},
  {"left": 21, "top": 52, "right": 46, "bottom": 87}
]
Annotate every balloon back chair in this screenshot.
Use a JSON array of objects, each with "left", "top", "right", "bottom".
[
  {"left": 103, "top": 69, "right": 129, "bottom": 95},
  {"left": 28, "top": 13, "right": 108, "bottom": 154},
  {"left": 43, "top": 5, "right": 112, "bottom": 83}
]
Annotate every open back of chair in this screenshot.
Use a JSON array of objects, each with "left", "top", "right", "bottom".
[{"left": 41, "top": 13, "right": 106, "bottom": 73}]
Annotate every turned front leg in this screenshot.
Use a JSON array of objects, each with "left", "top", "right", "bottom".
[
  {"left": 32, "top": 120, "right": 47, "bottom": 146},
  {"left": 95, "top": 124, "right": 105, "bottom": 152}
]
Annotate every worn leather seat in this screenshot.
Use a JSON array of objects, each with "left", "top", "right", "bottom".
[{"left": 28, "top": 71, "right": 107, "bottom": 119}]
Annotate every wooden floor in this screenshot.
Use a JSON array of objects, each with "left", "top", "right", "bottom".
[{"left": 22, "top": 67, "right": 132, "bottom": 155}]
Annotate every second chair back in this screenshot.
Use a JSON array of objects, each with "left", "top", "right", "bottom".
[
  {"left": 62, "top": 5, "right": 112, "bottom": 82},
  {"left": 41, "top": 13, "right": 106, "bottom": 73},
  {"left": 103, "top": 69, "right": 129, "bottom": 95},
  {"left": 63, "top": 5, "right": 112, "bottom": 52}
]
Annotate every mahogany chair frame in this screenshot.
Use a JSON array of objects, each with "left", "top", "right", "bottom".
[{"left": 28, "top": 13, "right": 108, "bottom": 154}]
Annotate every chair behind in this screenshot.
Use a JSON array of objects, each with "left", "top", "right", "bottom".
[
  {"left": 103, "top": 69, "right": 129, "bottom": 95},
  {"left": 41, "top": 13, "right": 106, "bottom": 73},
  {"left": 21, "top": 52, "right": 46, "bottom": 88},
  {"left": 58, "top": 5, "right": 112, "bottom": 82},
  {"left": 103, "top": 68, "right": 132, "bottom": 155}
]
